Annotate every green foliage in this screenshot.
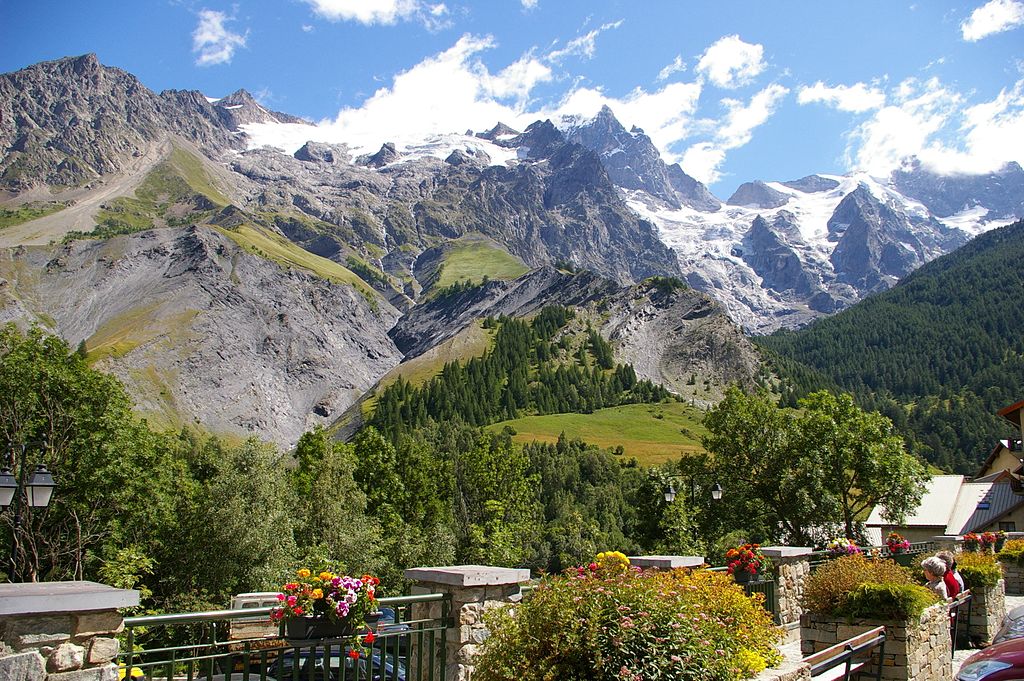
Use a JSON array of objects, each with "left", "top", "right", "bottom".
[
  {"left": 0, "top": 323, "right": 189, "bottom": 583},
  {"left": 474, "top": 568, "right": 782, "bottom": 681},
  {"left": 0, "top": 201, "right": 66, "bottom": 228},
  {"left": 644, "top": 275, "right": 689, "bottom": 294},
  {"left": 758, "top": 219, "right": 1024, "bottom": 473},
  {"left": 699, "top": 387, "right": 927, "bottom": 544},
  {"left": 64, "top": 146, "right": 226, "bottom": 242},
  {"left": 957, "top": 552, "right": 1002, "bottom": 589},
  {"left": 369, "top": 308, "right": 671, "bottom": 439},
  {"left": 842, "top": 582, "right": 938, "bottom": 620},
  {"left": 802, "top": 554, "right": 931, "bottom": 618},
  {"left": 997, "top": 539, "right": 1024, "bottom": 565}
]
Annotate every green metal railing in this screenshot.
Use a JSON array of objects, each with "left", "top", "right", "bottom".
[{"left": 118, "top": 593, "right": 450, "bottom": 681}]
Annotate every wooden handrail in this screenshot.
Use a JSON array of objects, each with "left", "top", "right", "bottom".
[{"left": 806, "top": 625, "right": 886, "bottom": 679}]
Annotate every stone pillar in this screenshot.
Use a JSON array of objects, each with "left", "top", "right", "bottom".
[
  {"left": 959, "top": 579, "right": 1007, "bottom": 645},
  {"left": 628, "top": 555, "right": 705, "bottom": 570},
  {"left": 0, "top": 581, "right": 139, "bottom": 681},
  {"left": 800, "top": 604, "right": 952, "bottom": 680},
  {"left": 404, "top": 565, "right": 530, "bottom": 681},
  {"left": 761, "top": 546, "right": 812, "bottom": 629}
]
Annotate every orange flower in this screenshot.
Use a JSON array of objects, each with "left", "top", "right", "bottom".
[
  {"left": 311, "top": 589, "right": 324, "bottom": 600},
  {"left": 297, "top": 568, "right": 311, "bottom": 578}
]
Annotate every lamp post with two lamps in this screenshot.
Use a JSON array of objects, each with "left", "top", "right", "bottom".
[
  {"left": 663, "top": 476, "right": 723, "bottom": 542},
  {"left": 0, "top": 441, "right": 57, "bottom": 582}
]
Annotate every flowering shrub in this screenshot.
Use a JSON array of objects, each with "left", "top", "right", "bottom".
[
  {"left": 803, "top": 554, "right": 937, "bottom": 620},
  {"left": 981, "top": 532, "right": 998, "bottom": 552},
  {"left": 963, "top": 532, "right": 981, "bottom": 551},
  {"left": 474, "top": 563, "right": 782, "bottom": 681},
  {"left": 725, "top": 543, "right": 770, "bottom": 578},
  {"left": 270, "top": 568, "right": 380, "bottom": 627},
  {"left": 595, "top": 550, "right": 631, "bottom": 576},
  {"left": 885, "top": 532, "right": 910, "bottom": 554},
  {"left": 957, "top": 552, "right": 1002, "bottom": 589},
  {"left": 825, "top": 538, "right": 862, "bottom": 558},
  {"left": 998, "top": 538, "right": 1024, "bottom": 565}
]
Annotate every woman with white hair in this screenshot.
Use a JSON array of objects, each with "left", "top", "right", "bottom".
[{"left": 921, "top": 556, "right": 949, "bottom": 600}]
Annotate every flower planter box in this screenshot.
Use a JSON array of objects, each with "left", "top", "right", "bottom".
[
  {"left": 284, "top": 617, "right": 354, "bottom": 642},
  {"left": 800, "top": 603, "right": 952, "bottom": 681}
]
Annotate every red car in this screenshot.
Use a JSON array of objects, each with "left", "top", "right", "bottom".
[{"left": 957, "top": 637, "right": 1024, "bottom": 680}]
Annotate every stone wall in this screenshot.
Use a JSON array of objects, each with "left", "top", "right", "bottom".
[
  {"left": 1001, "top": 561, "right": 1024, "bottom": 596},
  {"left": 0, "top": 610, "right": 123, "bottom": 681},
  {"left": 0, "top": 581, "right": 137, "bottom": 681},
  {"left": 800, "top": 604, "right": 952, "bottom": 681},
  {"left": 959, "top": 580, "right": 1007, "bottom": 646}
]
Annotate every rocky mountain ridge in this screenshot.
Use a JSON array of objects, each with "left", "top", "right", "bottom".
[
  {"left": 562, "top": 110, "right": 1023, "bottom": 333},
  {"left": 0, "top": 55, "right": 745, "bottom": 447}
]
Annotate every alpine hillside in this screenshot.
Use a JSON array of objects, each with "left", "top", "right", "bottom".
[
  {"left": 0, "top": 54, "right": 758, "bottom": 446},
  {"left": 758, "top": 218, "right": 1024, "bottom": 474}
]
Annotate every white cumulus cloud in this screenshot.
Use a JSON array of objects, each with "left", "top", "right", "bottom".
[
  {"left": 657, "top": 55, "right": 686, "bottom": 82},
  {"left": 192, "top": 9, "right": 247, "bottom": 67},
  {"left": 681, "top": 84, "right": 789, "bottom": 183},
  {"left": 548, "top": 20, "right": 623, "bottom": 63},
  {"left": 847, "top": 78, "right": 962, "bottom": 175},
  {"left": 961, "top": 0, "right": 1024, "bottom": 41},
  {"left": 260, "top": 35, "right": 550, "bottom": 155},
  {"left": 302, "top": 0, "right": 435, "bottom": 25},
  {"left": 695, "top": 35, "right": 766, "bottom": 89},
  {"left": 521, "top": 0, "right": 538, "bottom": 8},
  {"left": 797, "top": 81, "right": 886, "bottom": 113}
]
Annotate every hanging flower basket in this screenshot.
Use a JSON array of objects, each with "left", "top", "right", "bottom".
[{"left": 271, "top": 568, "right": 382, "bottom": 646}]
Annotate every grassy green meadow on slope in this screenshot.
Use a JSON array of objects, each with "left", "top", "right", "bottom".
[
  {"left": 433, "top": 234, "right": 530, "bottom": 289},
  {"left": 489, "top": 401, "right": 708, "bottom": 466}
]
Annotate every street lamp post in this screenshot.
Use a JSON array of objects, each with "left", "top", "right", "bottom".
[
  {"left": 1, "top": 441, "right": 57, "bottom": 581},
  {"left": 663, "top": 476, "right": 723, "bottom": 541}
]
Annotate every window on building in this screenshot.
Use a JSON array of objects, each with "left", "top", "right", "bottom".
[{"left": 1000, "top": 522, "right": 1017, "bottom": 532}]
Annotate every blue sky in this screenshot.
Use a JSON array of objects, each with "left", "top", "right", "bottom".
[{"left": 2, "top": 0, "right": 1023, "bottom": 197}]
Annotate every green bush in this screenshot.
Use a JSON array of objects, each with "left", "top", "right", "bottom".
[
  {"left": 474, "top": 567, "right": 782, "bottom": 681},
  {"left": 997, "top": 539, "right": 1024, "bottom": 565},
  {"left": 842, "top": 583, "right": 938, "bottom": 620},
  {"left": 803, "top": 554, "right": 936, "bottom": 619},
  {"left": 958, "top": 552, "right": 1002, "bottom": 589}
]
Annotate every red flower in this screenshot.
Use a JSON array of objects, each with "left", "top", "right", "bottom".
[
  {"left": 348, "top": 649, "right": 360, "bottom": 660},
  {"left": 293, "top": 606, "right": 304, "bottom": 616},
  {"left": 364, "top": 631, "right": 376, "bottom": 645}
]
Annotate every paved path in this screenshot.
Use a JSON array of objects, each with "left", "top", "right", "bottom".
[{"left": 953, "top": 594, "right": 1024, "bottom": 674}]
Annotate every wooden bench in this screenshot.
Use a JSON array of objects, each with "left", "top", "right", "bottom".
[{"left": 806, "top": 625, "right": 886, "bottom": 680}]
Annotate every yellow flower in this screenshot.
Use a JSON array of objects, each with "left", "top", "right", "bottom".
[
  {"left": 297, "top": 568, "right": 311, "bottom": 578},
  {"left": 319, "top": 571, "right": 333, "bottom": 581},
  {"left": 311, "top": 589, "right": 324, "bottom": 600}
]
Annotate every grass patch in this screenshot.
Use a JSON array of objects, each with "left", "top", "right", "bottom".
[
  {"left": 489, "top": 402, "right": 708, "bottom": 466},
  {"left": 434, "top": 234, "right": 529, "bottom": 289},
  {"left": 0, "top": 202, "right": 67, "bottom": 228},
  {"left": 217, "top": 224, "right": 380, "bottom": 303},
  {"left": 67, "top": 145, "right": 228, "bottom": 241},
  {"left": 84, "top": 307, "right": 200, "bottom": 363}
]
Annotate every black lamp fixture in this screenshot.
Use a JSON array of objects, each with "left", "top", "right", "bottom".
[
  {"left": 2, "top": 441, "right": 57, "bottom": 581},
  {"left": 663, "top": 477, "right": 723, "bottom": 503}
]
